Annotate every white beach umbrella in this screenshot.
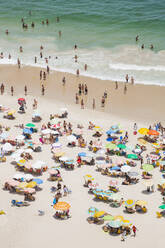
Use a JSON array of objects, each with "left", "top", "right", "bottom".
[
  {"left": 24, "top": 148, "right": 33, "bottom": 154},
  {"left": 24, "top": 174, "right": 34, "bottom": 181},
  {"left": 59, "top": 156, "right": 71, "bottom": 162},
  {"left": 0, "top": 132, "right": 9, "bottom": 140},
  {"left": 15, "top": 135, "right": 24, "bottom": 141},
  {"left": 41, "top": 129, "right": 51, "bottom": 135},
  {"left": 13, "top": 173, "right": 24, "bottom": 180},
  {"left": 52, "top": 142, "right": 62, "bottom": 148},
  {"left": 2, "top": 143, "right": 13, "bottom": 151},
  {"left": 67, "top": 135, "right": 76, "bottom": 142},
  {"left": 121, "top": 165, "right": 131, "bottom": 173},
  {"left": 96, "top": 149, "right": 105, "bottom": 155},
  {"left": 16, "top": 148, "right": 25, "bottom": 154},
  {"left": 60, "top": 108, "right": 67, "bottom": 112}
]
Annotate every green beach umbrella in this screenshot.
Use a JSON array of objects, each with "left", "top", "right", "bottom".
[
  {"left": 159, "top": 204, "right": 165, "bottom": 210},
  {"left": 142, "top": 164, "right": 154, "bottom": 172},
  {"left": 103, "top": 215, "right": 114, "bottom": 221},
  {"left": 127, "top": 154, "right": 138, "bottom": 159},
  {"left": 107, "top": 220, "right": 122, "bottom": 228},
  {"left": 117, "top": 144, "right": 126, "bottom": 149},
  {"left": 105, "top": 143, "right": 117, "bottom": 150},
  {"left": 26, "top": 123, "right": 36, "bottom": 128}
]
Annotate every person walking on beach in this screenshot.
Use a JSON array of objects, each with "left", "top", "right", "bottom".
[
  {"left": 42, "top": 84, "right": 45, "bottom": 96},
  {"left": 40, "top": 70, "right": 42, "bottom": 80},
  {"left": 1, "top": 83, "right": 4, "bottom": 95},
  {"left": 35, "top": 57, "right": 37, "bottom": 63},
  {"left": 85, "top": 84, "right": 88, "bottom": 95},
  {"left": 81, "top": 99, "right": 84, "bottom": 109},
  {"left": 125, "top": 74, "right": 129, "bottom": 83},
  {"left": 24, "top": 85, "right": 27, "bottom": 96},
  {"left": 11, "top": 86, "right": 14, "bottom": 96},
  {"left": 62, "top": 77, "right": 66, "bottom": 86},
  {"left": 84, "top": 64, "right": 87, "bottom": 71},
  {"left": 17, "top": 58, "right": 21, "bottom": 69},
  {"left": 78, "top": 84, "right": 81, "bottom": 95},
  {"left": 132, "top": 225, "right": 138, "bottom": 237},
  {"left": 101, "top": 96, "right": 105, "bottom": 107},
  {"left": 115, "top": 81, "right": 118, "bottom": 89},
  {"left": 124, "top": 84, "right": 127, "bottom": 94},
  {"left": 92, "top": 98, "right": 95, "bottom": 110},
  {"left": 43, "top": 72, "right": 46, "bottom": 80},
  {"left": 47, "top": 66, "right": 49, "bottom": 74},
  {"left": 75, "top": 93, "right": 79, "bottom": 104},
  {"left": 76, "top": 69, "right": 79, "bottom": 77}
]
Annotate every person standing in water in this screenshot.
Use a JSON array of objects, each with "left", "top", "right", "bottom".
[
  {"left": 42, "top": 84, "right": 45, "bottom": 95},
  {"left": 59, "top": 31, "right": 62, "bottom": 38},
  {"left": 84, "top": 64, "right": 87, "bottom": 71},
  {"left": 76, "top": 69, "right": 79, "bottom": 77},
  {"left": 135, "top": 35, "right": 139, "bottom": 42},
  {"left": 131, "top": 76, "right": 134, "bottom": 85},
  {"left": 62, "top": 77, "right": 66, "bottom": 86},
  {"left": 17, "top": 58, "right": 21, "bottom": 69},
  {"left": 125, "top": 74, "right": 129, "bottom": 83},
  {"left": 92, "top": 98, "right": 95, "bottom": 110}
]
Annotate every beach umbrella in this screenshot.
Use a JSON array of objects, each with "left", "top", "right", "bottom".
[
  {"left": 136, "top": 200, "right": 147, "bottom": 206},
  {"left": 138, "top": 138, "right": 147, "bottom": 144},
  {"left": 96, "top": 160, "right": 105, "bottom": 165},
  {"left": 52, "top": 143, "right": 62, "bottom": 148},
  {"left": 103, "top": 215, "right": 114, "bottom": 221},
  {"left": 18, "top": 98, "right": 25, "bottom": 101},
  {"left": 59, "top": 156, "right": 72, "bottom": 162},
  {"left": 18, "top": 182, "right": 27, "bottom": 189},
  {"left": 110, "top": 166, "right": 120, "bottom": 171},
  {"left": 159, "top": 204, "right": 165, "bottom": 210},
  {"left": 142, "top": 164, "right": 154, "bottom": 172},
  {"left": 13, "top": 174, "right": 24, "bottom": 180},
  {"left": 23, "top": 128, "right": 32, "bottom": 134},
  {"left": 128, "top": 172, "right": 139, "bottom": 177},
  {"left": 105, "top": 143, "right": 117, "bottom": 150},
  {"left": 7, "top": 110, "right": 16, "bottom": 115},
  {"left": 111, "top": 193, "right": 121, "bottom": 201},
  {"left": 17, "top": 159, "right": 26, "bottom": 166},
  {"left": 96, "top": 156, "right": 105, "bottom": 161},
  {"left": 2, "top": 143, "right": 13, "bottom": 152},
  {"left": 122, "top": 219, "right": 132, "bottom": 226},
  {"left": 54, "top": 152, "right": 65, "bottom": 157},
  {"left": 143, "top": 180, "right": 153, "bottom": 187},
  {"left": 127, "top": 154, "right": 138, "bottom": 159},
  {"left": 32, "top": 111, "right": 40, "bottom": 117},
  {"left": 109, "top": 179, "right": 118, "bottom": 187},
  {"left": 88, "top": 183, "right": 99, "bottom": 189},
  {"left": 26, "top": 123, "right": 36, "bottom": 128},
  {"left": 15, "top": 135, "right": 24, "bottom": 141},
  {"left": 121, "top": 165, "right": 131, "bottom": 173},
  {"left": 125, "top": 199, "right": 135, "bottom": 207},
  {"left": 49, "top": 169, "right": 58, "bottom": 175},
  {"left": 149, "top": 154, "right": 159, "bottom": 161},
  {"left": 78, "top": 152, "right": 87, "bottom": 157},
  {"left": 7, "top": 179, "right": 19, "bottom": 187},
  {"left": 0, "top": 132, "right": 9, "bottom": 139},
  {"left": 96, "top": 149, "right": 105, "bottom": 155},
  {"left": 26, "top": 181, "right": 37, "bottom": 188},
  {"left": 93, "top": 211, "right": 105, "bottom": 218},
  {"left": 106, "top": 137, "right": 113, "bottom": 142},
  {"left": 88, "top": 207, "right": 99, "bottom": 215},
  {"left": 114, "top": 215, "right": 124, "bottom": 222},
  {"left": 24, "top": 148, "right": 33, "bottom": 154},
  {"left": 107, "top": 220, "right": 122, "bottom": 228},
  {"left": 133, "top": 148, "right": 141, "bottom": 154},
  {"left": 60, "top": 107, "right": 68, "bottom": 112},
  {"left": 53, "top": 202, "right": 71, "bottom": 211},
  {"left": 24, "top": 174, "right": 34, "bottom": 181},
  {"left": 138, "top": 128, "right": 149, "bottom": 135},
  {"left": 148, "top": 130, "right": 159, "bottom": 136},
  {"left": 67, "top": 135, "right": 77, "bottom": 142},
  {"left": 33, "top": 178, "right": 43, "bottom": 184},
  {"left": 51, "top": 130, "right": 59, "bottom": 135},
  {"left": 117, "top": 144, "right": 126, "bottom": 149},
  {"left": 41, "top": 129, "right": 51, "bottom": 135}
]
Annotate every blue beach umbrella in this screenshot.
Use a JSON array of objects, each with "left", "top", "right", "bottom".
[
  {"left": 111, "top": 166, "right": 120, "bottom": 171},
  {"left": 33, "top": 178, "right": 43, "bottom": 184},
  {"left": 23, "top": 128, "right": 32, "bottom": 134},
  {"left": 78, "top": 152, "right": 87, "bottom": 157},
  {"left": 106, "top": 137, "right": 113, "bottom": 142}
]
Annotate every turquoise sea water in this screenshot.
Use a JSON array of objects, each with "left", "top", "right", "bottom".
[{"left": 0, "top": 0, "right": 165, "bottom": 85}]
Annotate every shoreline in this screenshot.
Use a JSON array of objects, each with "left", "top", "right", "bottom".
[{"left": 0, "top": 64, "right": 164, "bottom": 123}]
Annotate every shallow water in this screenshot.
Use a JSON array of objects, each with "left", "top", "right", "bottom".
[{"left": 0, "top": 0, "right": 165, "bottom": 85}]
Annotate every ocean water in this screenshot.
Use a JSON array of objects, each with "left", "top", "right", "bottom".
[{"left": 0, "top": 0, "right": 165, "bottom": 85}]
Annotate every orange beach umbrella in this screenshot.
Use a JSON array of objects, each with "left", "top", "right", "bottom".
[
  {"left": 148, "top": 130, "right": 159, "bottom": 136},
  {"left": 53, "top": 202, "right": 71, "bottom": 211}
]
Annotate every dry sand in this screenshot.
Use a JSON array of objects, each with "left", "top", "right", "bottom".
[{"left": 0, "top": 65, "right": 164, "bottom": 248}]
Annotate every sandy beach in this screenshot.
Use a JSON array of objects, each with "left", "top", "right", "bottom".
[{"left": 0, "top": 64, "right": 164, "bottom": 248}]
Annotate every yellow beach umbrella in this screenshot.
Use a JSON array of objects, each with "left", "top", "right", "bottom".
[
  {"left": 94, "top": 211, "right": 105, "bottom": 218},
  {"left": 53, "top": 201, "right": 71, "bottom": 211},
  {"left": 143, "top": 180, "right": 153, "bottom": 187},
  {"left": 122, "top": 219, "right": 132, "bottom": 226},
  {"left": 18, "top": 182, "right": 27, "bottom": 189},
  {"left": 125, "top": 199, "right": 135, "bottom": 207},
  {"left": 138, "top": 138, "right": 147, "bottom": 145},
  {"left": 17, "top": 159, "right": 26, "bottom": 167},
  {"left": 55, "top": 152, "right": 65, "bottom": 157},
  {"left": 136, "top": 200, "right": 147, "bottom": 206},
  {"left": 26, "top": 181, "right": 37, "bottom": 188},
  {"left": 138, "top": 128, "right": 149, "bottom": 135},
  {"left": 161, "top": 183, "right": 165, "bottom": 189},
  {"left": 85, "top": 174, "right": 92, "bottom": 178},
  {"left": 114, "top": 215, "right": 124, "bottom": 222},
  {"left": 94, "top": 126, "right": 101, "bottom": 129},
  {"left": 7, "top": 110, "right": 16, "bottom": 115}
]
